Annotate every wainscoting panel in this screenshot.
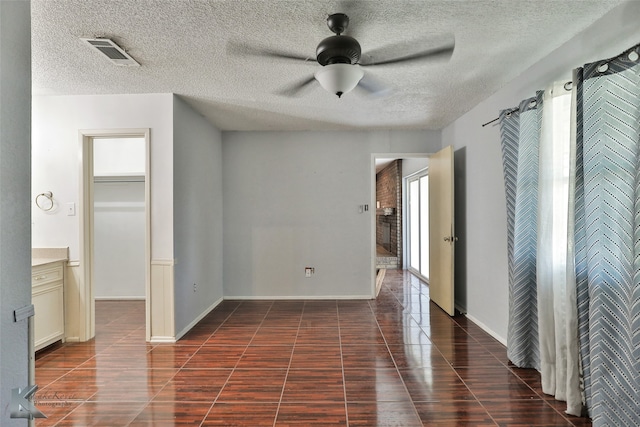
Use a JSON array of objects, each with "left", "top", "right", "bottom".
[
  {"left": 64, "top": 262, "right": 81, "bottom": 342},
  {"left": 150, "top": 260, "right": 175, "bottom": 342}
]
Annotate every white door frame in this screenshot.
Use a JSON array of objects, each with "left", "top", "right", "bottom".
[
  {"left": 79, "top": 129, "right": 151, "bottom": 341},
  {"left": 371, "top": 153, "right": 430, "bottom": 296}
]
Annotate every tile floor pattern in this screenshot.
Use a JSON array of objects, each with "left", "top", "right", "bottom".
[{"left": 34, "top": 270, "right": 591, "bottom": 426}]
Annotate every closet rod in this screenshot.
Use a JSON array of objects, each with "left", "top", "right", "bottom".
[{"left": 94, "top": 175, "right": 145, "bottom": 183}]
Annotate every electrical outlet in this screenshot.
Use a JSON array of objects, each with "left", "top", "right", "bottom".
[{"left": 193, "top": 283, "right": 197, "bottom": 292}]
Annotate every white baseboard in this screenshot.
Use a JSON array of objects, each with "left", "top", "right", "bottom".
[
  {"left": 150, "top": 336, "right": 177, "bottom": 344},
  {"left": 64, "top": 337, "right": 80, "bottom": 343},
  {"left": 95, "top": 296, "right": 146, "bottom": 301},
  {"left": 174, "top": 297, "right": 224, "bottom": 341},
  {"left": 223, "top": 295, "right": 373, "bottom": 300},
  {"left": 464, "top": 313, "right": 507, "bottom": 346}
]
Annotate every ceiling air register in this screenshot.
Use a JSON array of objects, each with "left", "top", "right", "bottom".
[{"left": 81, "top": 38, "right": 140, "bottom": 66}]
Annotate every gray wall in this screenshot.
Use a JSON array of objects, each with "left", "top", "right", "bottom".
[
  {"left": 94, "top": 181, "right": 146, "bottom": 299},
  {"left": 222, "top": 130, "right": 441, "bottom": 298},
  {"left": 0, "top": 1, "right": 31, "bottom": 425},
  {"left": 173, "top": 96, "right": 224, "bottom": 336},
  {"left": 442, "top": 1, "right": 640, "bottom": 342}
]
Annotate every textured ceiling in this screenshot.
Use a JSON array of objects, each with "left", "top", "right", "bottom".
[{"left": 31, "top": 0, "right": 624, "bottom": 131}]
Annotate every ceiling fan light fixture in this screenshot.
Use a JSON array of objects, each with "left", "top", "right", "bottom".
[{"left": 314, "top": 64, "right": 364, "bottom": 98}]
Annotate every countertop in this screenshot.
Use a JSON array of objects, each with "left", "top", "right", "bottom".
[
  {"left": 32, "top": 257, "right": 68, "bottom": 267},
  {"left": 32, "top": 247, "right": 69, "bottom": 268}
]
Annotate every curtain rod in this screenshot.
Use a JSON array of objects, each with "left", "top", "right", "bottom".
[
  {"left": 482, "top": 80, "right": 572, "bottom": 127},
  {"left": 481, "top": 106, "right": 518, "bottom": 127},
  {"left": 483, "top": 42, "right": 640, "bottom": 128}
]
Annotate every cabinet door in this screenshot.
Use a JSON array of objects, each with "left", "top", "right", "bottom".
[{"left": 32, "top": 264, "right": 65, "bottom": 350}]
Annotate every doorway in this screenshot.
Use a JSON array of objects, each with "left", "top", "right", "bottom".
[
  {"left": 79, "top": 129, "right": 151, "bottom": 341},
  {"left": 375, "top": 159, "right": 402, "bottom": 270},
  {"left": 371, "top": 154, "right": 429, "bottom": 296}
]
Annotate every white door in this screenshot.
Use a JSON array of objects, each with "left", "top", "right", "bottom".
[{"left": 428, "top": 145, "right": 455, "bottom": 315}]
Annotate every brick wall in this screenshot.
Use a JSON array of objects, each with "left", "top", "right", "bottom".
[{"left": 375, "top": 160, "right": 403, "bottom": 267}]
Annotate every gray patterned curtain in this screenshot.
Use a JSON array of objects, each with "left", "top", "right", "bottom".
[
  {"left": 499, "top": 43, "right": 640, "bottom": 425},
  {"left": 574, "top": 44, "right": 640, "bottom": 426},
  {"left": 499, "top": 91, "right": 543, "bottom": 369}
]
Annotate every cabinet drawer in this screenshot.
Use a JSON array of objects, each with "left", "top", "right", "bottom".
[{"left": 32, "top": 264, "right": 63, "bottom": 286}]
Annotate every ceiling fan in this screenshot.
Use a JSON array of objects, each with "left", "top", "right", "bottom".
[{"left": 229, "top": 12, "right": 455, "bottom": 98}]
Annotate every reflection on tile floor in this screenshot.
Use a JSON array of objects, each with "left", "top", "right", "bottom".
[{"left": 35, "top": 270, "right": 590, "bottom": 426}]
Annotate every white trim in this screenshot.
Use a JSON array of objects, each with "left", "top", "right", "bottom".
[
  {"left": 144, "top": 130, "right": 151, "bottom": 342},
  {"left": 150, "top": 336, "right": 177, "bottom": 344},
  {"left": 94, "top": 296, "right": 146, "bottom": 301},
  {"left": 174, "top": 297, "right": 224, "bottom": 341},
  {"left": 64, "top": 337, "right": 80, "bottom": 343},
  {"left": 79, "top": 129, "right": 152, "bottom": 342},
  {"left": 464, "top": 313, "right": 507, "bottom": 346},
  {"left": 79, "top": 132, "right": 94, "bottom": 341},
  {"left": 223, "top": 295, "right": 373, "bottom": 300},
  {"left": 370, "top": 154, "right": 378, "bottom": 298},
  {"left": 151, "top": 259, "right": 175, "bottom": 266}
]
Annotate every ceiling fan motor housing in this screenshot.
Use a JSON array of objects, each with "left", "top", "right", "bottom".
[{"left": 316, "top": 35, "right": 361, "bottom": 66}]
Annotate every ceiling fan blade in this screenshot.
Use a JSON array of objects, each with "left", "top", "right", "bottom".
[
  {"left": 360, "top": 35, "right": 455, "bottom": 67},
  {"left": 227, "top": 40, "right": 314, "bottom": 63},
  {"left": 276, "top": 75, "right": 317, "bottom": 97},
  {"left": 357, "top": 73, "right": 392, "bottom": 98}
]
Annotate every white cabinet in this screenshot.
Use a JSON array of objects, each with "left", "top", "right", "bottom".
[{"left": 32, "top": 262, "right": 65, "bottom": 350}]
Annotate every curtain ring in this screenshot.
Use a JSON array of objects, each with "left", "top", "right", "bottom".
[
  {"left": 597, "top": 62, "right": 609, "bottom": 73},
  {"left": 564, "top": 81, "right": 573, "bottom": 91},
  {"left": 36, "top": 191, "right": 54, "bottom": 211},
  {"left": 528, "top": 100, "right": 537, "bottom": 108},
  {"left": 628, "top": 51, "right": 639, "bottom": 62}
]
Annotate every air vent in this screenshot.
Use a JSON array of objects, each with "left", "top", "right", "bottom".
[{"left": 81, "top": 38, "right": 139, "bottom": 66}]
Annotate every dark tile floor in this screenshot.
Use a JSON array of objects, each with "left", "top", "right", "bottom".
[{"left": 34, "top": 270, "right": 591, "bottom": 426}]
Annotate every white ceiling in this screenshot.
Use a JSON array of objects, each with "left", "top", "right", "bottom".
[{"left": 31, "top": 0, "right": 624, "bottom": 131}]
